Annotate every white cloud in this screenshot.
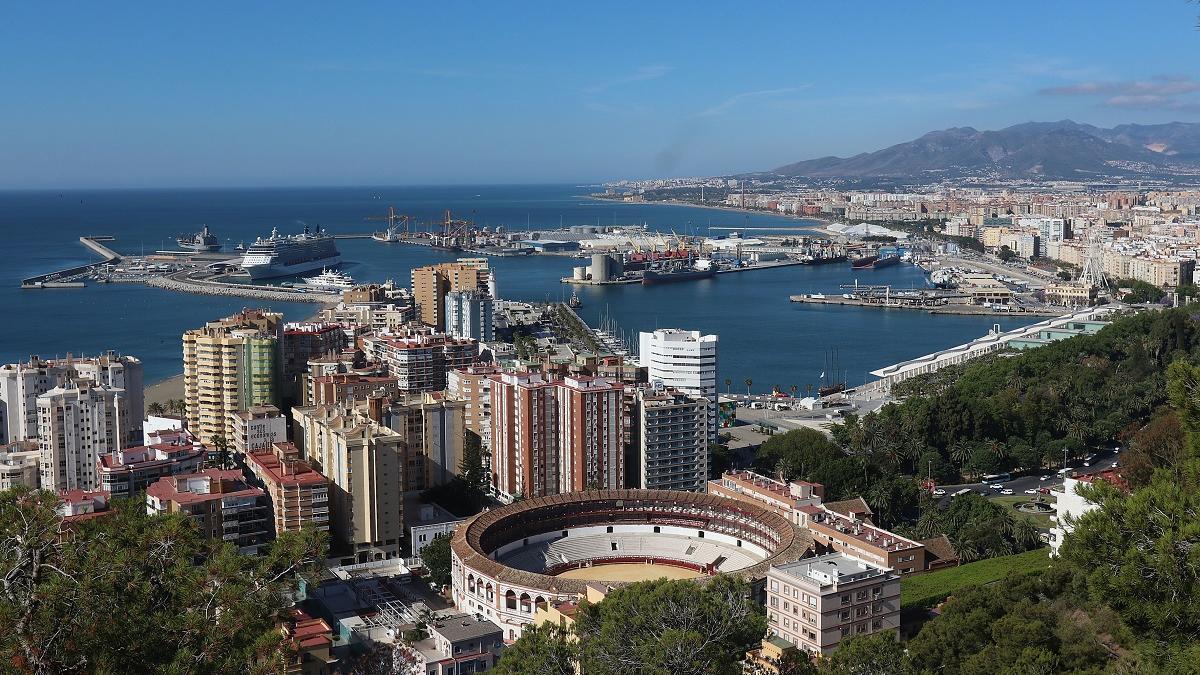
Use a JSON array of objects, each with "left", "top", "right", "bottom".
[
  {"left": 584, "top": 65, "right": 673, "bottom": 94},
  {"left": 698, "top": 87, "right": 801, "bottom": 117}
]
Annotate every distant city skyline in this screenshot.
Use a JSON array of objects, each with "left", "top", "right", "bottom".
[{"left": 2, "top": 1, "right": 1198, "bottom": 189}]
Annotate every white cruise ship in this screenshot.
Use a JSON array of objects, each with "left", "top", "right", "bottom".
[{"left": 240, "top": 225, "right": 341, "bottom": 279}]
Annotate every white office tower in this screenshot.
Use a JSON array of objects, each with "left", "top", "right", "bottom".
[
  {"left": 445, "top": 289, "right": 495, "bottom": 343},
  {"left": 0, "top": 353, "right": 144, "bottom": 445},
  {"left": 37, "top": 382, "right": 131, "bottom": 491},
  {"left": 638, "top": 329, "right": 718, "bottom": 447}
]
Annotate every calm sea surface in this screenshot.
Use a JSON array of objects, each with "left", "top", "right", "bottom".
[{"left": 0, "top": 185, "right": 1035, "bottom": 384}]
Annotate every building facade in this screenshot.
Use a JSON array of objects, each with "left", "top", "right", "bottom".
[
  {"left": 182, "top": 310, "right": 283, "bottom": 446},
  {"left": 145, "top": 468, "right": 270, "bottom": 555},
  {"left": 291, "top": 403, "right": 405, "bottom": 563},
  {"left": 228, "top": 404, "right": 288, "bottom": 457},
  {"left": 0, "top": 353, "right": 143, "bottom": 445},
  {"left": 633, "top": 387, "right": 708, "bottom": 492},
  {"left": 444, "top": 289, "right": 495, "bottom": 343},
  {"left": 638, "top": 329, "right": 718, "bottom": 446},
  {"left": 362, "top": 330, "right": 479, "bottom": 394},
  {"left": 411, "top": 261, "right": 492, "bottom": 331},
  {"left": 97, "top": 442, "right": 206, "bottom": 497},
  {"left": 766, "top": 553, "right": 900, "bottom": 657},
  {"left": 37, "top": 382, "right": 131, "bottom": 491},
  {"left": 245, "top": 442, "right": 331, "bottom": 537}
]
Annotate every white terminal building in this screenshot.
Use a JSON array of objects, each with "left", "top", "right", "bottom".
[{"left": 638, "top": 329, "right": 718, "bottom": 446}]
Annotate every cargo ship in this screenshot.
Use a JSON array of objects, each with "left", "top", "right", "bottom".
[
  {"left": 642, "top": 258, "right": 715, "bottom": 285},
  {"left": 798, "top": 254, "right": 847, "bottom": 265},
  {"left": 849, "top": 253, "right": 900, "bottom": 270}
]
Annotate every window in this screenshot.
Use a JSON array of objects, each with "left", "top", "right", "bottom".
[
  {"left": 840, "top": 594, "right": 851, "bottom": 605},
  {"left": 606, "top": 526, "right": 613, "bottom": 533},
  {"left": 653, "top": 526, "right": 660, "bottom": 533},
  {"left": 697, "top": 531, "right": 704, "bottom": 538}
]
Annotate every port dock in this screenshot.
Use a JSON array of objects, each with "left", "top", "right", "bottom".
[
  {"left": 21, "top": 236, "right": 123, "bottom": 288},
  {"left": 561, "top": 258, "right": 812, "bottom": 285},
  {"left": 790, "top": 284, "right": 1062, "bottom": 317}
]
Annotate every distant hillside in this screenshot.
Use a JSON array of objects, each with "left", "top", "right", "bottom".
[{"left": 772, "top": 120, "right": 1200, "bottom": 180}]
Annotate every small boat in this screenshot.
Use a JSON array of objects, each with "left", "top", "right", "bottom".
[
  {"left": 234, "top": 241, "right": 246, "bottom": 252},
  {"left": 568, "top": 290, "right": 582, "bottom": 308}
]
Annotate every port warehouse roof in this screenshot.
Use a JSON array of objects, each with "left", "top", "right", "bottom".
[{"left": 868, "top": 305, "right": 1126, "bottom": 387}]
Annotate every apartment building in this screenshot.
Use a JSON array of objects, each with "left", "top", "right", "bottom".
[
  {"left": 638, "top": 329, "right": 718, "bottom": 446},
  {"left": 396, "top": 614, "right": 505, "bottom": 675},
  {"left": 411, "top": 261, "right": 492, "bottom": 331},
  {"left": 245, "top": 442, "right": 331, "bottom": 537},
  {"left": 490, "top": 371, "right": 558, "bottom": 499},
  {"left": 281, "top": 322, "right": 349, "bottom": 402},
  {"left": 376, "top": 392, "right": 467, "bottom": 491},
  {"left": 0, "top": 353, "right": 143, "bottom": 445},
  {"left": 228, "top": 404, "right": 288, "bottom": 457},
  {"left": 291, "top": 403, "right": 405, "bottom": 563},
  {"left": 632, "top": 387, "right": 708, "bottom": 492},
  {"left": 444, "top": 289, "right": 494, "bottom": 342},
  {"left": 146, "top": 468, "right": 270, "bottom": 555},
  {"left": 97, "top": 442, "right": 206, "bottom": 497},
  {"left": 37, "top": 382, "right": 132, "bottom": 491},
  {"left": 182, "top": 310, "right": 282, "bottom": 446},
  {"left": 309, "top": 373, "right": 400, "bottom": 407},
  {"left": 362, "top": 329, "right": 479, "bottom": 393},
  {"left": 556, "top": 376, "right": 624, "bottom": 493},
  {"left": 489, "top": 371, "right": 624, "bottom": 500},
  {"left": 1049, "top": 468, "right": 1128, "bottom": 556},
  {"left": 0, "top": 440, "right": 40, "bottom": 489},
  {"left": 766, "top": 553, "right": 900, "bottom": 657},
  {"left": 447, "top": 365, "right": 500, "bottom": 450},
  {"left": 708, "top": 470, "right": 824, "bottom": 526}
]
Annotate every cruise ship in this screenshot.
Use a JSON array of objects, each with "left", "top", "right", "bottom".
[
  {"left": 240, "top": 226, "right": 341, "bottom": 279},
  {"left": 299, "top": 268, "right": 355, "bottom": 292}
]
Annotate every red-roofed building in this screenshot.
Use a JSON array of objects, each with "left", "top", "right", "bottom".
[
  {"left": 281, "top": 609, "right": 337, "bottom": 675},
  {"left": 58, "top": 489, "right": 112, "bottom": 525},
  {"left": 146, "top": 468, "right": 268, "bottom": 555},
  {"left": 710, "top": 470, "right": 929, "bottom": 575},
  {"left": 310, "top": 372, "right": 401, "bottom": 406},
  {"left": 97, "top": 442, "right": 205, "bottom": 497},
  {"left": 246, "top": 442, "right": 330, "bottom": 536}
]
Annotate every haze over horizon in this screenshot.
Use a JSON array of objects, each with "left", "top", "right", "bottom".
[{"left": 3, "top": 1, "right": 1198, "bottom": 189}]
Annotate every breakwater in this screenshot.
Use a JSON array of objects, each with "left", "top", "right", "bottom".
[
  {"left": 146, "top": 275, "right": 339, "bottom": 303},
  {"left": 21, "top": 236, "right": 121, "bottom": 288}
]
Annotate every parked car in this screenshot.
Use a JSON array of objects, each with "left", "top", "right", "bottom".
[
  {"left": 1111, "top": 462, "right": 1118, "bottom": 468},
  {"left": 1038, "top": 487, "right": 1051, "bottom": 495},
  {"left": 1039, "top": 475, "right": 1050, "bottom": 481},
  {"left": 1024, "top": 489, "right": 1037, "bottom": 495},
  {"left": 933, "top": 489, "right": 946, "bottom": 497},
  {"left": 990, "top": 484, "right": 1004, "bottom": 490},
  {"left": 1001, "top": 489, "right": 1014, "bottom": 495}
]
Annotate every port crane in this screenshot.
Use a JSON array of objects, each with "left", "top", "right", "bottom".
[{"left": 365, "top": 207, "right": 413, "bottom": 241}]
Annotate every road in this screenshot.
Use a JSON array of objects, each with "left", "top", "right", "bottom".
[
  {"left": 930, "top": 445, "right": 1124, "bottom": 527},
  {"left": 941, "top": 253, "right": 1052, "bottom": 290}
]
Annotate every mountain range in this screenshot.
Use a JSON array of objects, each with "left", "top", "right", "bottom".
[{"left": 771, "top": 121, "right": 1200, "bottom": 181}]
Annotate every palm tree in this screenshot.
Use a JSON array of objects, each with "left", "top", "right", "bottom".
[
  {"left": 210, "top": 433, "right": 230, "bottom": 470},
  {"left": 789, "top": 384, "right": 798, "bottom": 400},
  {"left": 744, "top": 378, "right": 753, "bottom": 397},
  {"left": 805, "top": 383, "right": 813, "bottom": 397},
  {"left": 146, "top": 401, "right": 165, "bottom": 416},
  {"left": 986, "top": 438, "right": 1008, "bottom": 462}
]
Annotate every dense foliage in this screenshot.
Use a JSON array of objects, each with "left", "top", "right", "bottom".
[
  {"left": 904, "top": 493, "right": 1041, "bottom": 563},
  {"left": 421, "top": 429, "right": 490, "bottom": 516},
  {"left": 1114, "top": 278, "right": 1167, "bottom": 303},
  {"left": 421, "top": 533, "right": 452, "bottom": 587},
  {"left": 493, "top": 576, "right": 766, "bottom": 675},
  {"left": 0, "top": 488, "right": 324, "bottom": 674},
  {"left": 852, "top": 309, "right": 1199, "bottom": 481},
  {"left": 897, "top": 353, "right": 1200, "bottom": 673}
]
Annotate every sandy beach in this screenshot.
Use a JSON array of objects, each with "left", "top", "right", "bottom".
[{"left": 145, "top": 374, "right": 185, "bottom": 410}]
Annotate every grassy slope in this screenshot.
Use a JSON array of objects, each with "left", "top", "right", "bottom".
[{"left": 901, "top": 548, "right": 1051, "bottom": 610}]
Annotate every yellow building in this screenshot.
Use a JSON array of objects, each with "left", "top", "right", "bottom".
[
  {"left": 745, "top": 636, "right": 801, "bottom": 674},
  {"left": 182, "top": 310, "right": 282, "bottom": 447}
]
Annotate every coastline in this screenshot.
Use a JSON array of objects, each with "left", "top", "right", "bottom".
[{"left": 584, "top": 195, "right": 844, "bottom": 237}]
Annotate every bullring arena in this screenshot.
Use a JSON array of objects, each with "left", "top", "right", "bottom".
[{"left": 450, "top": 489, "right": 812, "bottom": 639}]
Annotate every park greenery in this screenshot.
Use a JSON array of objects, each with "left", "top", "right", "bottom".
[
  {"left": 0, "top": 487, "right": 324, "bottom": 673},
  {"left": 899, "top": 548, "right": 1050, "bottom": 610}
]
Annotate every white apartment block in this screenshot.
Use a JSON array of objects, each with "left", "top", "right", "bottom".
[
  {"left": 0, "top": 353, "right": 143, "bottom": 445},
  {"left": 37, "top": 382, "right": 131, "bottom": 491},
  {"left": 638, "top": 329, "right": 718, "bottom": 445},
  {"left": 766, "top": 553, "right": 900, "bottom": 657}
]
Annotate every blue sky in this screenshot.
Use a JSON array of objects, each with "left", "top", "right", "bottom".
[{"left": 2, "top": 1, "right": 1198, "bottom": 188}]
